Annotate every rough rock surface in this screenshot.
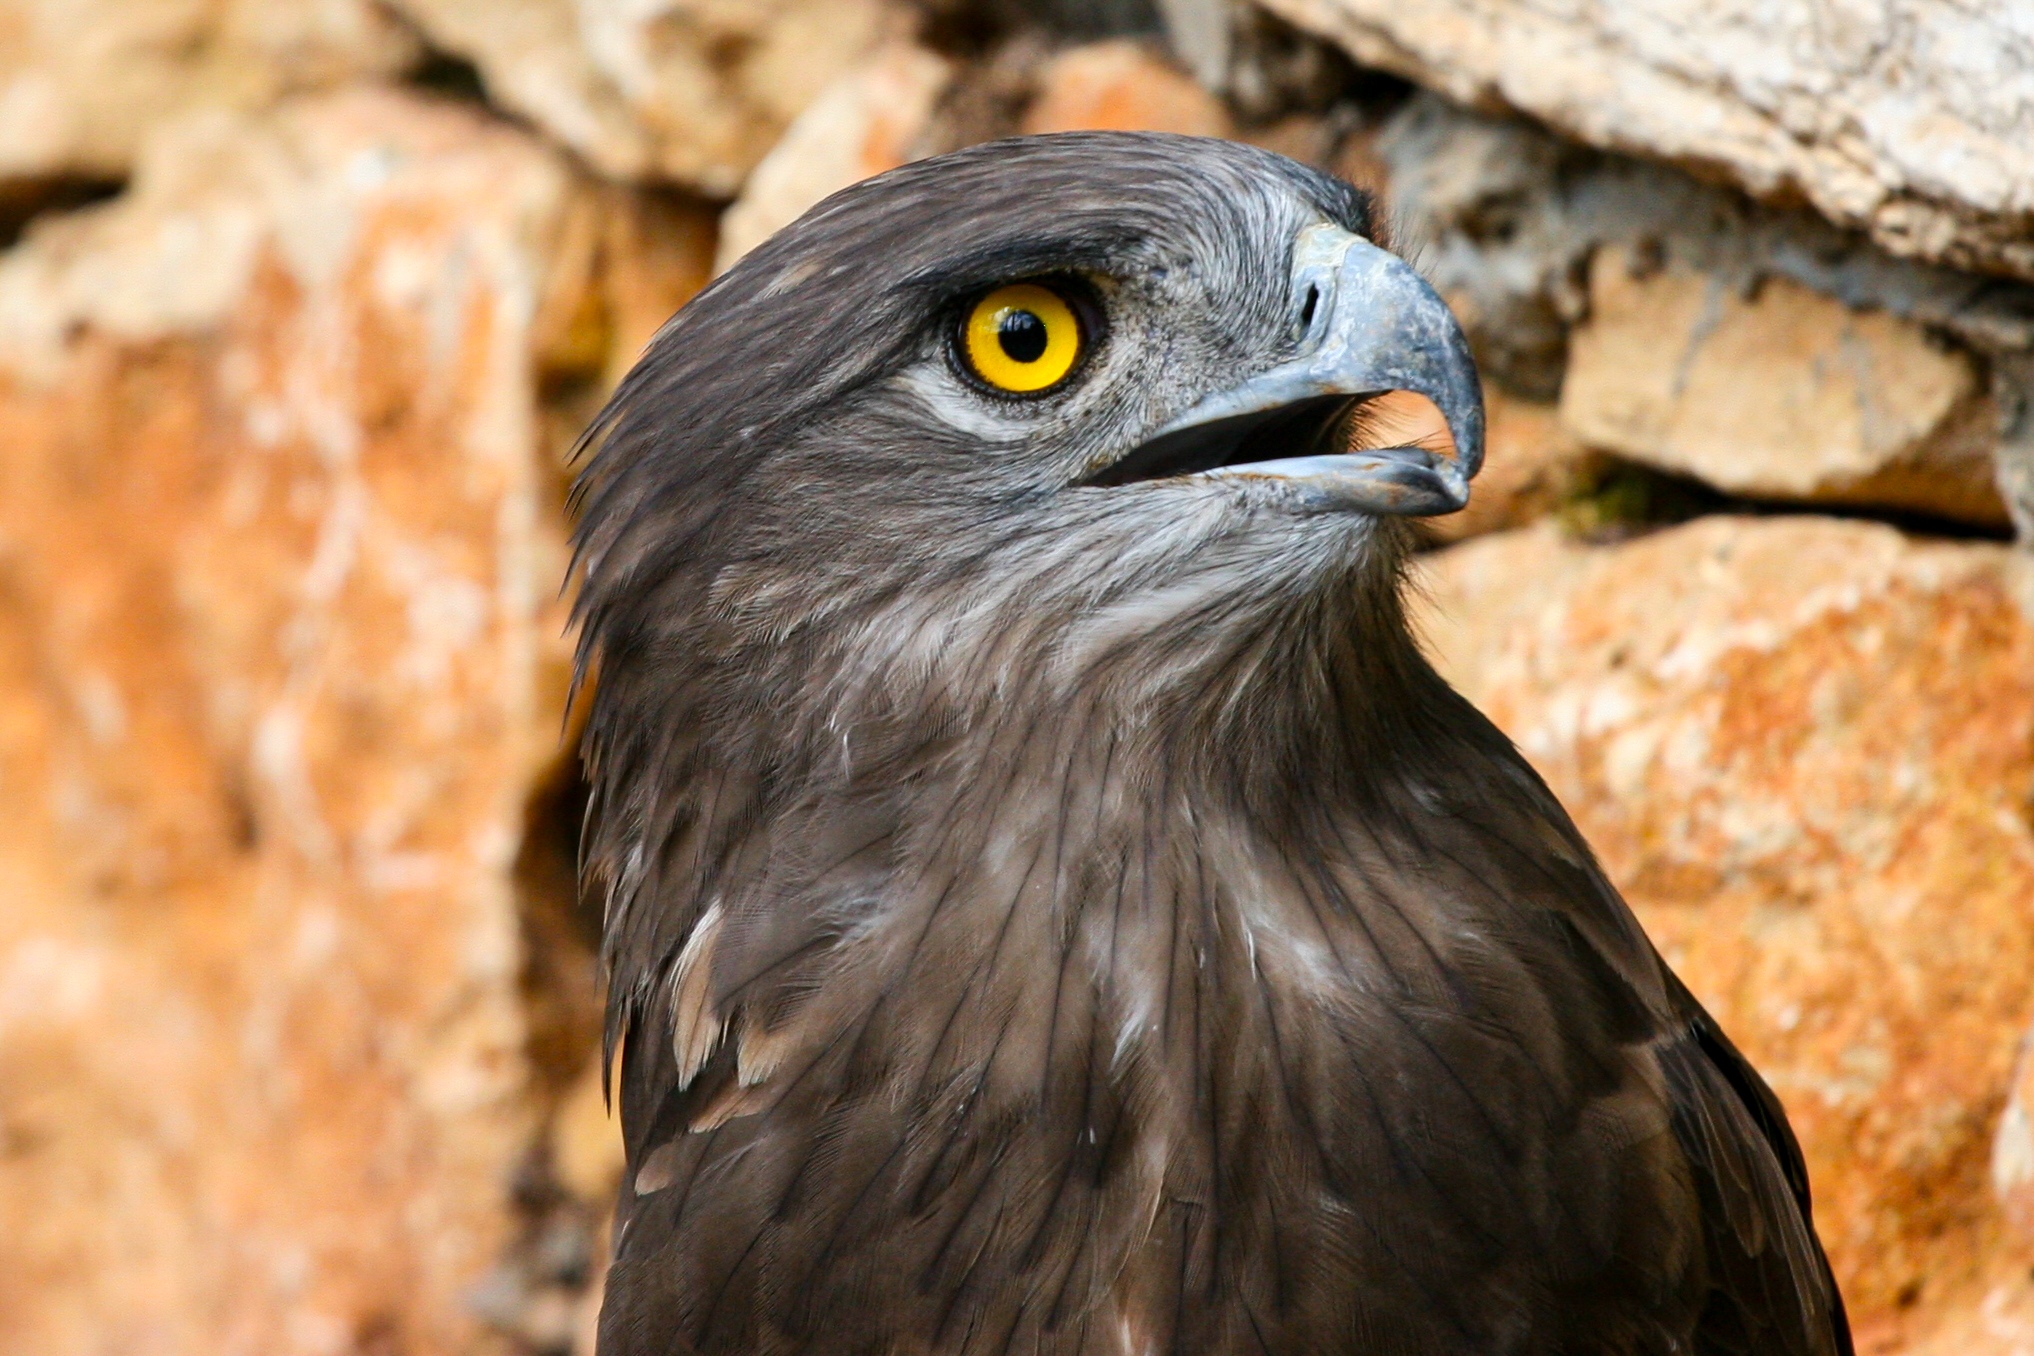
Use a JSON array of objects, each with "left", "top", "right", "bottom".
[
  {"left": 1994, "top": 357, "right": 2034, "bottom": 548},
  {"left": 0, "top": 0, "right": 421, "bottom": 182},
  {"left": 1562, "top": 246, "right": 2006, "bottom": 528},
  {"left": 2001, "top": 1032, "right": 2034, "bottom": 1245},
  {"left": 533, "top": 179, "right": 719, "bottom": 423},
  {"left": 1373, "top": 90, "right": 2033, "bottom": 537},
  {"left": 0, "top": 88, "right": 584, "bottom": 1354},
  {"left": 714, "top": 35, "right": 1241, "bottom": 271},
  {"left": 1260, "top": 0, "right": 2034, "bottom": 282},
  {"left": 1375, "top": 92, "right": 2034, "bottom": 388},
  {"left": 1414, "top": 518, "right": 2034, "bottom": 1335},
  {"left": 1893, "top": 1275, "right": 2034, "bottom": 1356},
  {"left": 388, "top": 0, "right": 894, "bottom": 195},
  {"left": 714, "top": 41, "right": 952, "bottom": 272},
  {"left": 1422, "top": 387, "right": 1591, "bottom": 544},
  {"left": 1019, "top": 38, "right": 1235, "bottom": 138}
]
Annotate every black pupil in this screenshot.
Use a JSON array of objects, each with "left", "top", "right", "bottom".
[{"left": 998, "top": 309, "right": 1049, "bottom": 363}]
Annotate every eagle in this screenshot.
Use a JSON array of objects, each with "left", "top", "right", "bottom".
[{"left": 569, "top": 133, "right": 1851, "bottom": 1356}]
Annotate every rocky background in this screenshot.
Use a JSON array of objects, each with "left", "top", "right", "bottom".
[{"left": 1, "top": 1, "right": 2030, "bottom": 1353}]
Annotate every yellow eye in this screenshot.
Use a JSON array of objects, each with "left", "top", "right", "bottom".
[{"left": 962, "top": 283, "right": 1084, "bottom": 393}]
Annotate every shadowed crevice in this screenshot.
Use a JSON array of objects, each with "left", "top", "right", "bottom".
[{"left": 0, "top": 177, "right": 124, "bottom": 253}]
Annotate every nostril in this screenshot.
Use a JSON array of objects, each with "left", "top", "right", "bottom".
[{"left": 1299, "top": 285, "right": 1320, "bottom": 330}]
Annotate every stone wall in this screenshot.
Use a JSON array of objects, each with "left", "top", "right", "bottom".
[{"left": 0, "top": 2, "right": 2028, "bottom": 1353}]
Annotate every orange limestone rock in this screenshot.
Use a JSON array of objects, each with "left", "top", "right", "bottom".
[
  {"left": 386, "top": 0, "right": 898, "bottom": 195},
  {"left": 1562, "top": 246, "right": 2006, "bottom": 529},
  {"left": 0, "top": 89, "right": 591, "bottom": 1355},
  {"left": 0, "top": 0, "right": 420, "bottom": 181},
  {"left": 1021, "top": 39, "right": 1236, "bottom": 139},
  {"left": 714, "top": 41, "right": 954, "bottom": 272},
  {"left": 1415, "top": 517, "right": 2034, "bottom": 1342}
]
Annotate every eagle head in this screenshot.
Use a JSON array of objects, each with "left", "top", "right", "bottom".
[{"left": 572, "top": 134, "right": 1481, "bottom": 767}]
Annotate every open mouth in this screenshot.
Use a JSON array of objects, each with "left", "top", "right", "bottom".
[
  {"left": 1081, "top": 390, "right": 1466, "bottom": 514},
  {"left": 1084, "top": 394, "right": 1359, "bottom": 487},
  {"left": 1078, "top": 228, "right": 1484, "bottom": 516}
]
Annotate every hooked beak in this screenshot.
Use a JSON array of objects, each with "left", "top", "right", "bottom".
[{"left": 1086, "top": 224, "right": 1484, "bottom": 516}]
